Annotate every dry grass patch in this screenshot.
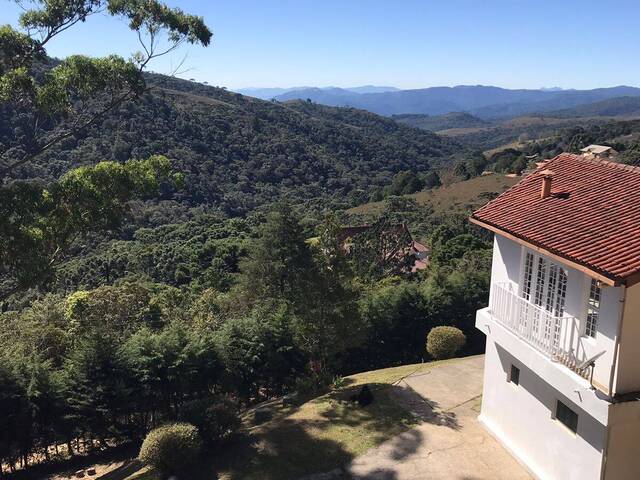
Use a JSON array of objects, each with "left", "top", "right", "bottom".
[{"left": 348, "top": 174, "right": 518, "bottom": 216}]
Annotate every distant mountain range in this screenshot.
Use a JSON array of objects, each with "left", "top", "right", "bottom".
[
  {"left": 547, "top": 96, "right": 640, "bottom": 118},
  {"left": 235, "top": 85, "right": 398, "bottom": 100},
  {"left": 242, "top": 85, "right": 640, "bottom": 119}
]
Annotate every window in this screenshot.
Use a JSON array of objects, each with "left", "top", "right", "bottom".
[
  {"left": 585, "top": 278, "right": 601, "bottom": 338},
  {"left": 508, "top": 364, "right": 520, "bottom": 385},
  {"left": 521, "top": 252, "right": 535, "bottom": 301},
  {"left": 555, "top": 400, "right": 578, "bottom": 434}
]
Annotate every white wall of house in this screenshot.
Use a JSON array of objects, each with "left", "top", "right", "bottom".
[
  {"left": 480, "top": 339, "right": 606, "bottom": 480},
  {"left": 488, "top": 235, "right": 621, "bottom": 392},
  {"left": 615, "top": 281, "right": 640, "bottom": 394},
  {"left": 603, "top": 399, "right": 640, "bottom": 479}
]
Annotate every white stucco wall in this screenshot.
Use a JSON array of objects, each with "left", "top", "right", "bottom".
[
  {"left": 615, "top": 282, "right": 640, "bottom": 394},
  {"left": 480, "top": 339, "right": 606, "bottom": 480},
  {"left": 603, "top": 399, "right": 640, "bottom": 479},
  {"left": 489, "top": 234, "right": 621, "bottom": 392}
]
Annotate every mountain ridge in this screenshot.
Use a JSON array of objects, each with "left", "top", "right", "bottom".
[{"left": 270, "top": 85, "right": 640, "bottom": 118}]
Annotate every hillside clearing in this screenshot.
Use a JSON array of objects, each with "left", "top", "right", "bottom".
[{"left": 348, "top": 174, "right": 519, "bottom": 216}]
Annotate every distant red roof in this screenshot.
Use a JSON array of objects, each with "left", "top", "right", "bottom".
[
  {"left": 411, "top": 241, "right": 429, "bottom": 253},
  {"left": 470, "top": 153, "right": 640, "bottom": 285}
]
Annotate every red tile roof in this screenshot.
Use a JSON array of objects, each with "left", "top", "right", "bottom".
[{"left": 470, "top": 153, "right": 640, "bottom": 285}]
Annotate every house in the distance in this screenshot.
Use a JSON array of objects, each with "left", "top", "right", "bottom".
[
  {"left": 580, "top": 144, "right": 618, "bottom": 159},
  {"left": 470, "top": 153, "right": 640, "bottom": 480},
  {"left": 337, "top": 223, "right": 429, "bottom": 272}
]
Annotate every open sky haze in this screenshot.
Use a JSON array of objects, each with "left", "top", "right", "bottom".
[{"left": 2, "top": 0, "right": 639, "bottom": 90}]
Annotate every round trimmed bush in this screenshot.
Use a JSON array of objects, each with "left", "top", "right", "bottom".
[
  {"left": 426, "top": 326, "right": 466, "bottom": 360},
  {"left": 138, "top": 423, "right": 202, "bottom": 476},
  {"left": 179, "top": 397, "right": 240, "bottom": 444}
]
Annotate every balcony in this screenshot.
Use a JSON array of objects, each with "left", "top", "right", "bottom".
[{"left": 489, "top": 282, "right": 591, "bottom": 378}]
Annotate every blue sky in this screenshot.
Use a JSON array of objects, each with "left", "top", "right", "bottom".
[{"left": 2, "top": 0, "right": 639, "bottom": 90}]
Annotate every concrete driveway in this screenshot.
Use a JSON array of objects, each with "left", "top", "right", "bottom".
[{"left": 344, "top": 355, "right": 532, "bottom": 480}]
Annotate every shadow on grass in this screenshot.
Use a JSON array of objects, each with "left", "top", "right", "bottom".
[
  {"left": 8, "top": 382, "right": 456, "bottom": 480},
  {"left": 96, "top": 460, "right": 145, "bottom": 480},
  {"left": 212, "top": 382, "right": 456, "bottom": 480}
]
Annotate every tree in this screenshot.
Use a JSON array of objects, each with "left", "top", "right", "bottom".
[
  {"left": 0, "top": 156, "right": 173, "bottom": 299},
  {"left": 0, "top": 0, "right": 212, "bottom": 178},
  {"left": 295, "top": 220, "right": 364, "bottom": 375},
  {"left": 239, "top": 203, "right": 314, "bottom": 304},
  {"left": 214, "top": 302, "right": 303, "bottom": 401},
  {"left": 430, "top": 233, "right": 488, "bottom": 266},
  {"left": 0, "top": 0, "right": 211, "bottom": 299},
  {"left": 423, "top": 170, "right": 441, "bottom": 188}
]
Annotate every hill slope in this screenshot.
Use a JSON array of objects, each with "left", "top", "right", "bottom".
[
  {"left": 392, "top": 112, "right": 488, "bottom": 131},
  {"left": 348, "top": 174, "right": 519, "bottom": 216},
  {"left": 4, "top": 75, "right": 466, "bottom": 217},
  {"left": 548, "top": 96, "right": 640, "bottom": 118}
]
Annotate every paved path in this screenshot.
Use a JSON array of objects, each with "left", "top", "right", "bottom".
[{"left": 316, "top": 356, "right": 532, "bottom": 480}]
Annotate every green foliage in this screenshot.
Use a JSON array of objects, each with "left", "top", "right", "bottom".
[
  {"left": 423, "top": 170, "right": 442, "bottom": 188},
  {"left": 214, "top": 301, "right": 304, "bottom": 400},
  {"left": 0, "top": 156, "right": 171, "bottom": 295},
  {"left": 426, "top": 326, "right": 466, "bottom": 360},
  {"left": 138, "top": 423, "right": 202, "bottom": 476},
  {"left": 383, "top": 171, "right": 425, "bottom": 197},
  {"left": 240, "top": 203, "right": 314, "bottom": 304},
  {"left": 2, "top": 73, "right": 466, "bottom": 217},
  {"left": 489, "top": 148, "right": 526, "bottom": 174},
  {"left": 107, "top": 0, "right": 212, "bottom": 46},
  {"left": 179, "top": 397, "right": 240, "bottom": 445},
  {"left": 431, "top": 233, "right": 488, "bottom": 266},
  {"left": 350, "top": 281, "right": 429, "bottom": 372},
  {"left": 1, "top": 0, "right": 211, "bottom": 179},
  {"left": 36, "top": 55, "right": 145, "bottom": 114},
  {"left": 0, "top": 25, "right": 44, "bottom": 73}
]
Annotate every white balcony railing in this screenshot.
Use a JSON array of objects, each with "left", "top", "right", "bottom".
[{"left": 489, "top": 282, "right": 586, "bottom": 372}]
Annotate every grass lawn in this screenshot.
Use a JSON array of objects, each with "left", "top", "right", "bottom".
[{"left": 99, "top": 359, "right": 459, "bottom": 480}]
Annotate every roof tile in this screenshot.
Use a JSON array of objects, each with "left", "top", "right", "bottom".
[{"left": 471, "top": 153, "right": 640, "bottom": 283}]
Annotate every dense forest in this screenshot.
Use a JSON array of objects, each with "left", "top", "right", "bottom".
[{"left": 2, "top": 72, "right": 474, "bottom": 219}]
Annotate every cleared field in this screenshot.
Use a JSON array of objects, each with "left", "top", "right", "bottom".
[{"left": 348, "top": 174, "right": 519, "bottom": 216}]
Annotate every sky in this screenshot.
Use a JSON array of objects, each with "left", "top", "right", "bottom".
[{"left": 2, "top": 0, "right": 639, "bottom": 90}]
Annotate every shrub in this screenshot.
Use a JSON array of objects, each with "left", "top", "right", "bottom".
[
  {"left": 138, "top": 423, "right": 202, "bottom": 476},
  {"left": 179, "top": 397, "right": 240, "bottom": 444},
  {"left": 426, "top": 326, "right": 466, "bottom": 360}
]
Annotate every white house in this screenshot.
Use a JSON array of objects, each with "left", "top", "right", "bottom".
[{"left": 470, "top": 153, "right": 640, "bottom": 480}]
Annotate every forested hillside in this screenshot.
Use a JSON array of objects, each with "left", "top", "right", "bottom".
[
  {"left": 393, "top": 112, "right": 487, "bottom": 132},
  {"left": 3, "top": 73, "right": 467, "bottom": 218}
]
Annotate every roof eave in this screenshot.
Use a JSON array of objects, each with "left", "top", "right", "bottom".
[{"left": 469, "top": 216, "right": 622, "bottom": 287}]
